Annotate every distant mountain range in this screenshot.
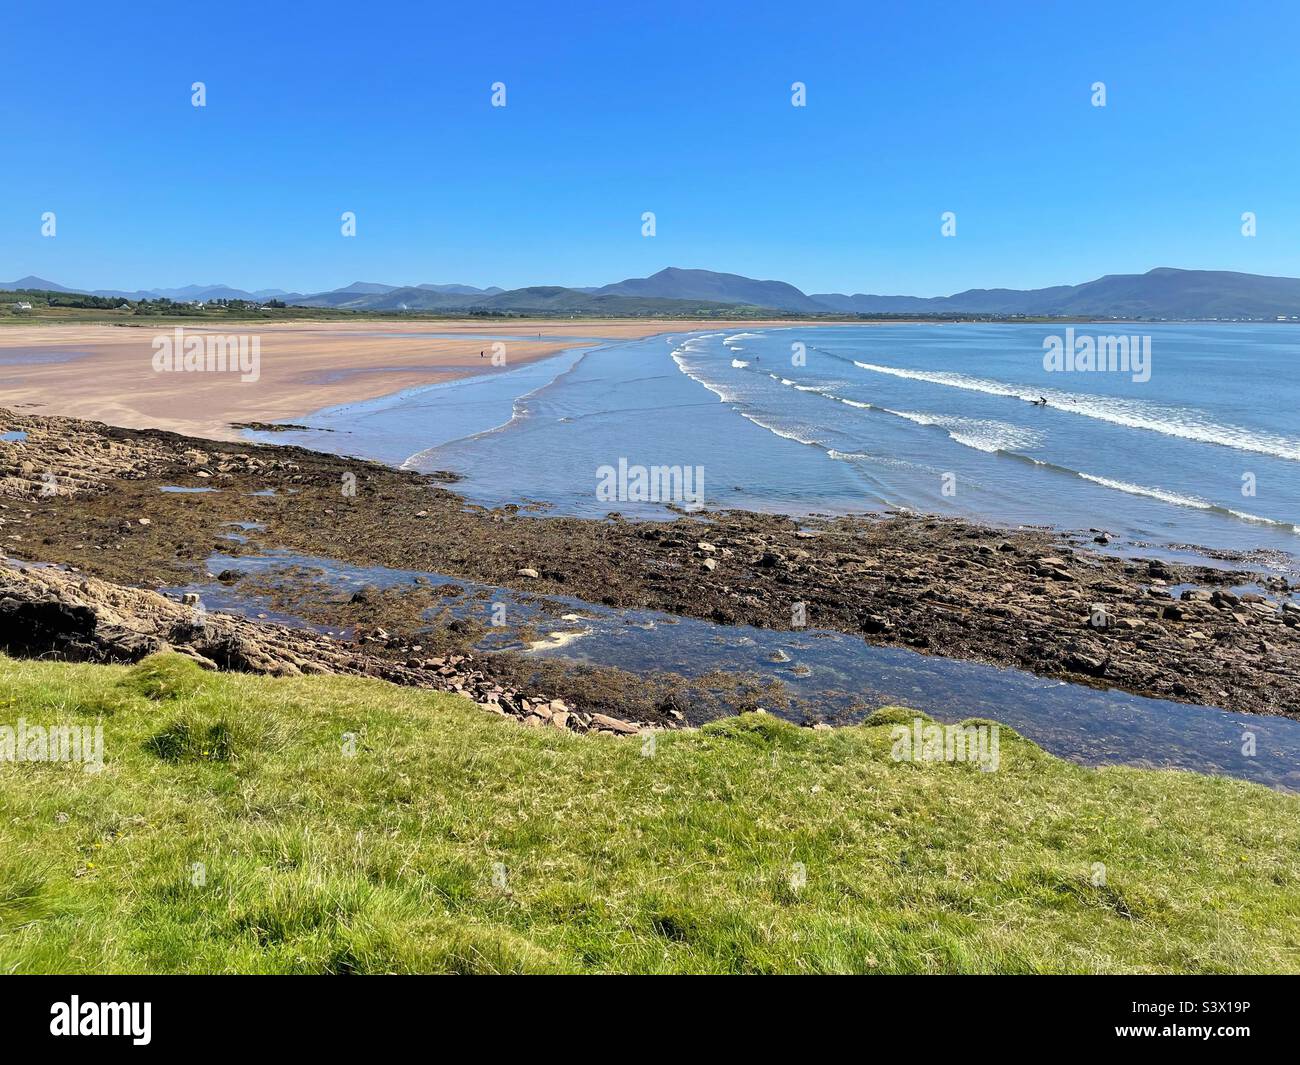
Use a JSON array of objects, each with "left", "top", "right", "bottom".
[
  {"left": 0, "top": 276, "right": 295, "bottom": 303},
  {"left": 6, "top": 266, "right": 1300, "bottom": 319}
]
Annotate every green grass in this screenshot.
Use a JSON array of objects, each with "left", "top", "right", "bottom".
[{"left": 0, "top": 653, "right": 1297, "bottom": 974}]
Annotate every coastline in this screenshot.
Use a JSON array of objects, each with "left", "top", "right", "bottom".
[
  {"left": 0, "top": 318, "right": 804, "bottom": 440},
  {"left": 2, "top": 405, "right": 1297, "bottom": 734}
]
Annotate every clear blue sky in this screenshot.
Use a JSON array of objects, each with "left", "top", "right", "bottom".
[{"left": 3, "top": 0, "right": 1297, "bottom": 296}]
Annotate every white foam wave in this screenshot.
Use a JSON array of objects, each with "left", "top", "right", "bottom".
[
  {"left": 775, "top": 377, "right": 873, "bottom": 409},
  {"left": 1226, "top": 509, "right": 1300, "bottom": 533},
  {"left": 851, "top": 361, "right": 1300, "bottom": 462},
  {"left": 1073, "top": 475, "right": 1298, "bottom": 530},
  {"left": 1076, "top": 473, "right": 1213, "bottom": 510},
  {"left": 738, "top": 411, "right": 821, "bottom": 446},
  {"left": 672, "top": 347, "right": 742, "bottom": 404},
  {"left": 884, "top": 409, "right": 1044, "bottom": 453}
]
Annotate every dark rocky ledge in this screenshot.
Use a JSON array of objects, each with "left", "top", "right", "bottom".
[{"left": 1, "top": 406, "right": 1297, "bottom": 721}]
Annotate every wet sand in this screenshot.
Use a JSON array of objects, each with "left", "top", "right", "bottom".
[{"left": 0, "top": 319, "right": 795, "bottom": 439}]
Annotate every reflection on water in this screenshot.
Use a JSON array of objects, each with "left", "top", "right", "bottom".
[
  {"left": 178, "top": 548, "right": 1300, "bottom": 792},
  {"left": 241, "top": 346, "right": 592, "bottom": 466}
]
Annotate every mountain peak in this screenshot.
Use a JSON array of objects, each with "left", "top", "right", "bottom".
[{"left": 1, "top": 275, "right": 69, "bottom": 292}]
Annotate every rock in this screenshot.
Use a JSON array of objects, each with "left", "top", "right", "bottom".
[
  {"left": 216, "top": 569, "right": 242, "bottom": 584},
  {"left": 516, "top": 568, "right": 539, "bottom": 579},
  {"left": 700, "top": 558, "right": 717, "bottom": 572},
  {"left": 1064, "top": 653, "right": 1107, "bottom": 676},
  {"left": 181, "top": 593, "right": 202, "bottom": 606},
  {"left": 589, "top": 713, "right": 638, "bottom": 735},
  {"left": 137, "top": 518, "right": 152, "bottom": 526},
  {"left": 0, "top": 596, "right": 98, "bottom": 657}
]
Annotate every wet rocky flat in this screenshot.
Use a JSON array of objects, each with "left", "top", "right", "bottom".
[{"left": 1, "top": 406, "right": 1297, "bottom": 721}]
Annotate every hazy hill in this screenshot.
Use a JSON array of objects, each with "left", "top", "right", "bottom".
[
  {"left": 8, "top": 267, "right": 1300, "bottom": 318},
  {"left": 811, "top": 268, "right": 1300, "bottom": 318},
  {"left": 595, "top": 267, "right": 828, "bottom": 313}
]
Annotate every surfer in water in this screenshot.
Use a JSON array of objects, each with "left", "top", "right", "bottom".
[{"left": 1031, "top": 395, "right": 1048, "bottom": 406}]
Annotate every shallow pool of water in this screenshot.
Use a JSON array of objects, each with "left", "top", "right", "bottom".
[{"left": 176, "top": 548, "right": 1300, "bottom": 791}]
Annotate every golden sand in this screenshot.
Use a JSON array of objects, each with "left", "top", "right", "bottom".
[{"left": 0, "top": 319, "right": 784, "bottom": 440}]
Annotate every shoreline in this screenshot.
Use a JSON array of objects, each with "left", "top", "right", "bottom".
[
  {"left": 238, "top": 325, "right": 1300, "bottom": 580},
  {"left": 0, "top": 319, "right": 804, "bottom": 441},
  {"left": 1, "top": 405, "right": 1297, "bottom": 731}
]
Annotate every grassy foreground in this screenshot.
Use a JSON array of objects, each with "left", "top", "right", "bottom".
[{"left": 0, "top": 654, "right": 1297, "bottom": 974}]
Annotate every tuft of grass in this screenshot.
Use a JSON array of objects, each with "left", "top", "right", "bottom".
[
  {"left": 120, "top": 654, "right": 214, "bottom": 702},
  {"left": 861, "top": 705, "right": 933, "bottom": 728},
  {"left": 0, "top": 652, "right": 1297, "bottom": 974},
  {"left": 145, "top": 719, "right": 241, "bottom": 763}
]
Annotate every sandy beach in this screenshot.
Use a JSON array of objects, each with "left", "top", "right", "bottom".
[{"left": 0, "top": 319, "right": 791, "bottom": 440}]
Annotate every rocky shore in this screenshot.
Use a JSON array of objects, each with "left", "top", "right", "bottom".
[
  {"left": 0, "top": 562, "right": 651, "bottom": 736},
  {"left": 1, "top": 406, "right": 1297, "bottom": 722}
]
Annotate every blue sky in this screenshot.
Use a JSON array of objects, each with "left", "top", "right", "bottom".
[{"left": 2, "top": 0, "right": 1297, "bottom": 296}]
